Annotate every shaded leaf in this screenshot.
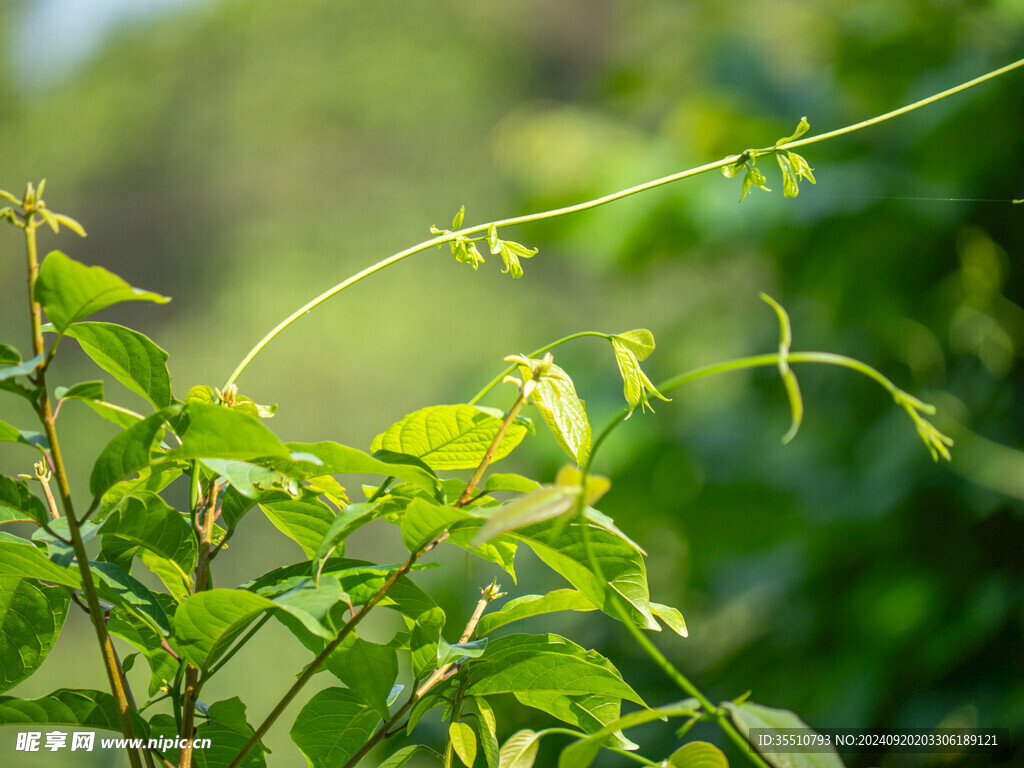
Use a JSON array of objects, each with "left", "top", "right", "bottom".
[
  {"left": 0, "top": 578, "right": 70, "bottom": 693},
  {"left": 288, "top": 441, "right": 438, "bottom": 494},
  {"left": 0, "top": 688, "right": 148, "bottom": 735},
  {"left": 0, "top": 476, "right": 48, "bottom": 526},
  {"left": 326, "top": 634, "right": 398, "bottom": 720},
  {"left": 0, "top": 531, "right": 82, "bottom": 587},
  {"left": 89, "top": 406, "right": 181, "bottom": 497},
  {"left": 290, "top": 687, "right": 380, "bottom": 768}
]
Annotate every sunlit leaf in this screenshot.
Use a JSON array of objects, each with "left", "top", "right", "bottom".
[
  {"left": 35, "top": 251, "right": 169, "bottom": 334},
  {"left": 63, "top": 322, "right": 173, "bottom": 409}
]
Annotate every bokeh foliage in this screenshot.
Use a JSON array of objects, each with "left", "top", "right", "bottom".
[{"left": 1, "top": 1, "right": 1022, "bottom": 766}]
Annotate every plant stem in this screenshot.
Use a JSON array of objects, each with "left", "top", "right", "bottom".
[
  {"left": 226, "top": 57, "right": 1024, "bottom": 389},
  {"left": 21, "top": 213, "right": 145, "bottom": 768},
  {"left": 179, "top": 480, "right": 220, "bottom": 768},
  {"left": 456, "top": 394, "right": 527, "bottom": 506},
  {"left": 225, "top": 545, "right": 433, "bottom": 768},
  {"left": 343, "top": 583, "right": 499, "bottom": 768}
]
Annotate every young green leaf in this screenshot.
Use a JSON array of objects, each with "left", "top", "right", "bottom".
[
  {"left": 775, "top": 116, "right": 811, "bottom": 146},
  {"left": 666, "top": 741, "right": 729, "bottom": 768},
  {"left": 611, "top": 336, "right": 669, "bottom": 418},
  {"left": 378, "top": 745, "right": 437, "bottom": 767},
  {"left": 34, "top": 251, "right": 169, "bottom": 334},
  {"left": 557, "top": 700, "right": 701, "bottom": 768},
  {"left": 511, "top": 357, "right": 591, "bottom": 467},
  {"left": 650, "top": 602, "right": 688, "bottom": 638},
  {"left": 0, "top": 577, "right": 70, "bottom": 693},
  {"left": 483, "top": 473, "right": 541, "bottom": 494},
  {"left": 63, "top": 322, "right": 173, "bottom": 409},
  {"left": 290, "top": 688, "right": 381, "bottom": 768},
  {"left": 498, "top": 729, "right": 544, "bottom": 768},
  {"left": 371, "top": 404, "right": 531, "bottom": 471},
  {"left": 473, "top": 696, "right": 500, "bottom": 768},
  {"left": 723, "top": 701, "right": 844, "bottom": 768},
  {"left": 450, "top": 721, "right": 478, "bottom": 767}
]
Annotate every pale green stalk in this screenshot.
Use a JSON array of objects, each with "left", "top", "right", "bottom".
[{"left": 225, "top": 57, "right": 1024, "bottom": 389}]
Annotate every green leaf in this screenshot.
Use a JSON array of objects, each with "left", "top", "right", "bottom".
[
  {"left": 476, "top": 590, "right": 596, "bottom": 637},
  {"left": 56, "top": 380, "right": 143, "bottom": 428},
  {"left": 611, "top": 329, "right": 655, "bottom": 360},
  {"left": 472, "top": 485, "right": 577, "bottom": 545},
  {"left": 498, "top": 730, "right": 543, "bottom": 768},
  {"left": 89, "top": 406, "right": 181, "bottom": 498},
  {"left": 437, "top": 637, "right": 488, "bottom": 666},
  {"left": 0, "top": 688, "right": 148, "bottom": 734},
  {"left": 0, "top": 476, "right": 48, "bottom": 526},
  {"left": 260, "top": 496, "right": 336, "bottom": 558},
  {"left": 379, "top": 745, "right": 438, "bottom": 767},
  {"left": 0, "top": 577, "right": 70, "bottom": 692},
  {"left": 0, "top": 417, "right": 47, "bottom": 453},
  {"left": 650, "top": 602, "right": 688, "bottom": 638},
  {"left": 63, "top": 322, "right": 173, "bottom": 408},
  {"left": 290, "top": 687, "right": 381, "bottom": 768},
  {"left": 557, "top": 699, "right": 701, "bottom": 768},
  {"left": 0, "top": 352, "right": 43, "bottom": 381},
  {"left": 150, "top": 697, "right": 267, "bottom": 768},
  {"left": 0, "top": 532, "right": 82, "bottom": 587},
  {"left": 0, "top": 344, "right": 21, "bottom": 365},
  {"left": 371, "top": 404, "right": 530, "bottom": 471},
  {"left": 667, "top": 741, "right": 730, "bottom": 768},
  {"left": 401, "top": 499, "right": 519, "bottom": 577},
  {"left": 313, "top": 501, "right": 382, "bottom": 578},
  {"left": 466, "top": 633, "right": 643, "bottom": 703},
  {"left": 173, "top": 589, "right": 277, "bottom": 669},
  {"left": 451, "top": 721, "right": 478, "bottom": 767},
  {"left": 473, "top": 697, "right": 500, "bottom": 768},
  {"left": 483, "top": 473, "right": 540, "bottom": 494},
  {"left": 97, "top": 492, "right": 197, "bottom": 599},
  {"left": 325, "top": 634, "right": 398, "bottom": 719},
  {"left": 106, "top": 601, "right": 180, "bottom": 697},
  {"left": 515, "top": 519, "right": 660, "bottom": 631},
  {"left": 35, "top": 251, "right": 169, "bottom": 334},
  {"left": 611, "top": 337, "right": 669, "bottom": 418},
  {"left": 288, "top": 440, "right": 438, "bottom": 494},
  {"left": 519, "top": 361, "right": 591, "bottom": 467},
  {"left": 723, "top": 701, "right": 844, "bottom": 768},
  {"left": 90, "top": 560, "right": 171, "bottom": 637},
  {"left": 203, "top": 459, "right": 300, "bottom": 499},
  {"left": 171, "top": 403, "right": 291, "bottom": 462}
]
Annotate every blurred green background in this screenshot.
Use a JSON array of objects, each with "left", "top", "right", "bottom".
[{"left": 1, "top": 1, "right": 1023, "bottom": 766}]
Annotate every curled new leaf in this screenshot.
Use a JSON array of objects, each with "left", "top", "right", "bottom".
[
  {"left": 776, "top": 151, "right": 816, "bottom": 199},
  {"left": 609, "top": 331, "right": 669, "bottom": 418},
  {"left": 488, "top": 225, "right": 538, "bottom": 279},
  {"left": 774, "top": 116, "right": 811, "bottom": 147}
]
